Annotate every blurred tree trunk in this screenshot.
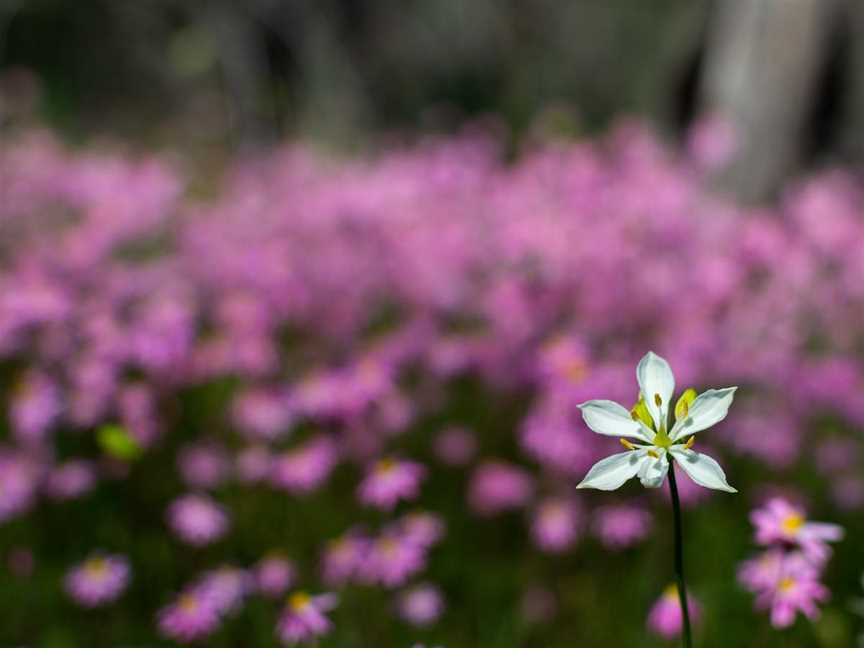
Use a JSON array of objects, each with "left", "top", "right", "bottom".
[
  {"left": 699, "top": 0, "right": 841, "bottom": 203},
  {"left": 207, "top": 1, "right": 277, "bottom": 150},
  {"left": 837, "top": 1, "right": 864, "bottom": 162}
]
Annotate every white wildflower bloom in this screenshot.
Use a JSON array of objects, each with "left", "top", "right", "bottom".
[{"left": 577, "top": 351, "right": 737, "bottom": 492}]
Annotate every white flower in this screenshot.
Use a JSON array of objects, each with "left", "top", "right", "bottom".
[{"left": 576, "top": 351, "right": 737, "bottom": 493}]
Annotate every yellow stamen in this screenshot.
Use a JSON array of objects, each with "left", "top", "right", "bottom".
[
  {"left": 619, "top": 438, "right": 636, "bottom": 451},
  {"left": 654, "top": 393, "right": 662, "bottom": 407},
  {"left": 630, "top": 398, "right": 654, "bottom": 430},
  {"left": 376, "top": 457, "right": 396, "bottom": 473},
  {"left": 684, "top": 436, "right": 695, "bottom": 450},
  {"left": 778, "top": 577, "right": 796, "bottom": 592},
  {"left": 675, "top": 388, "right": 697, "bottom": 421},
  {"left": 647, "top": 450, "right": 660, "bottom": 459},
  {"left": 288, "top": 591, "right": 311, "bottom": 610},
  {"left": 782, "top": 514, "right": 805, "bottom": 534}
]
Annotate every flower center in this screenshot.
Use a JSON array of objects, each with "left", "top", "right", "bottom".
[
  {"left": 289, "top": 591, "right": 311, "bottom": 610},
  {"left": 778, "top": 577, "right": 796, "bottom": 593},
  {"left": 376, "top": 458, "right": 396, "bottom": 474},
  {"left": 781, "top": 514, "right": 804, "bottom": 534}
]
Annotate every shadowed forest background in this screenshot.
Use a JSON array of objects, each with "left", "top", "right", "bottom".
[{"left": 2, "top": 2, "right": 864, "bottom": 648}]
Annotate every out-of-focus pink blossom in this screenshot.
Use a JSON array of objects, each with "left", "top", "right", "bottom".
[
  {"left": 235, "top": 445, "right": 272, "bottom": 483},
  {"left": 45, "top": 460, "right": 97, "bottom": 501},
  {"left": 158, "top": 590, "right": 221, "bottom": 643},
  {"left": 254, "top": 555, "right": 296, "bottom": 597},
  {"left": 468, "top": 461, "right": 533, "bottom": 516},
  {"left": 276, "top": 591, "right": 338, "bottom": 645},
  {"left": 433, "top": 426, "right": 477, "bottom": 466},
  {"left": 646, "top": 585, "right": 701, "bottom": 639},
  {"left": 271, "top": 435, "right": 338, "bottom": 495},
  {"left": 177, "top": 443, "right": 230, "bottom": 490},
  {"left": 357, "top": 458, "right": 426, "bottom": 510},
  {"left": 321, "top": 531, "right": 371, "bottom": 587},
  {"left": 592, "top": 505, "right": 652, "bottom": 550},
  {"left": 64, "top": 553, "right": 130, "bottom": 607},
  {"left": 751, "top": 498, "right": 843, "bottom": 564},
  {"left": 397, "top": 583, "right": 445, "bottom": 627},
  {"left": 531, "top": 498, "right": 581, "bottom": 553},
  {"left": 166, "top": 493, "right": 230, "bottom": 546}
]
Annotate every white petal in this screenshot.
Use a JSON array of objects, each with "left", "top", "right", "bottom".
[
  {"left": 636, "top": 351, "right": 675, "bottom": 430},
  {"left": 670, "top": 387, "right": 737, "bottom": 441},
  {"left": 638, "top": 451, "right": 669, "bottom": 488},
  {"left": 576, "top": 451, "right": 644, "bottom": 491},
  {"left": 670, "top": 448, "right": 737, "bottom": 493},
  {"left": 578, "top": 400, "right": 651, "bottom": 441}
]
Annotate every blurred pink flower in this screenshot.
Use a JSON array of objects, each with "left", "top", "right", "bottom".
[
  {"left": 361, "top": 532, "right": 427, "bottom": 588},
  {"left": 751, "top": 498, "right": 843, "bottom": 564},
  {"left": 255, "top": 555, "right": 296, "bottom": 597},
  {"left": 65, "top": 553, "right": 130, "bottom": 607},
  {"left": 45, "top": 460, "right": 96, "bottom": 501},
  {"left": 531, "top": 498, "right": 582, "bottom": 553},
  {"left": 397, "top": 583, "right": 445, "bottom": 627},
  {"left": 433, "top": 425, "right": 477, "bottom": 466},
  {"left": 321, "top": 531, "right": 371, "bottom": 587},
  {"left": 358, "top": 458, "right": 426, "bottom": 511},
  {"left": 158, "top": 590, "right": 221, "bottom": 643},
  {"left": 592, "top": 505, "right": 652, "bottom": 550},
  {"left": 271, "top": 435, "right": 338, "bottom": 495},
  {"left": 177, "top": 443, "right": 230, "bottom": 490},
  {"left": 468, "top": 461, "right": 533, "bottom": 516},
  {"left": 646, "top": 585, "right": 700, "bottom": 639},
  {"left": 167, "top": 493, "right": 230, "bottom": 547},
  {"left": 276, "top": 591, "right": 338, "bottom": 645}
]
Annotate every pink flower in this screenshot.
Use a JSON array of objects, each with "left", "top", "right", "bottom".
[
  {"left": 753, "top": 554, "right": 829, "bottom": 628},
  {"left": 235, "top": 445, "right": 272, "bottom": 483},
  {"left": 232, "top": 387, "right": 294, "bottom": 441},
  {"left": 194, "top": 566, "right": 252, "bottom": 615},
  {"left": 397, "top": 511, "right": 446, "bottom": 548},
  {"left": 433, "top": 426, "right": 477, "bottom": 466},
  {"left": 271, "top": 435, "right": 338, "bottom": 495},
  {"left": 0, "top": 452, "right": 40, "bottom": 522},
  {"left": 167, "top": 493, "right": 230, "bottom": 546},
  {"left": 751, "top": 498, "right": 843, "bottom": 564},
  {"left": 397, "top": 583, "right": 445, "bottom": 627},
  {"left": 158, "top": 590, "right": 222, "bottom": 643},
  {"left": 358, "top": 458, "right": 426, "bottom": 510},
  {"left": 738, "top": 549, "right": 786, "bottom": 593},
  {"left": 321, "top": 532, "right": 371, "bottom": 586},
  {"left": 592, "top": 505, "right": 652, "bottom": 550},
  {"left": 10, "top": 371, "right": 62, "bottom": 445},
  {"left": 646, "top": 585, "right": 701, "bottom": 639},
  {"left": 177, "top": 443, "right": 229, "bottom": 490},
  {"left": 276, "top": 591, "right": 338, "bottom": 645},
  {"left": 45, "top": 460, "right": 97, "bottom": 501},
  {"left": 362, "top": 533, "right": 427, "bottom": 588},
  {"left": 531, "top": 498, "right": 581, "bottom": 553},
  {"left": 64, "top": 553, "right": 130, "bottom": 607},
  {"left": 255, "top": 555, "right": 296, "bottom": 597},
  {"left": 468, "top": 461, "right": 534, "bottom": 516}
]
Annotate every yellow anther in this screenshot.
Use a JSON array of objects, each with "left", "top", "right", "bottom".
[
  {"left": 647, "top": 450, "right": 660, "bottom": 459},
  {"left": 289, "top": 591, "right": 311, "bottom": 610},
  {"left": 675, "top": 388, "right": 697, "bottom": 421},
  {"left": 654, "top": 393, "right": 662, "bottom": 407},
  {"left": 778, "top": 577, "right": 796, "bottom": 592},
  {"left": 630, "top": 398, "right": 654, "bottom": 430},
  {"left": 684, "top": 436, "right": 695, "bottom": 450},
  {"left": 619, "top": 438, "right": 636, "bottom": 451},
  {"left": 782, "top": 514, "right": 805, "bottom": 534}
]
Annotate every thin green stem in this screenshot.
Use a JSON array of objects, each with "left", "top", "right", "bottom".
[{"left": 668, "top": 460, "right": 693, "bottom": 648}]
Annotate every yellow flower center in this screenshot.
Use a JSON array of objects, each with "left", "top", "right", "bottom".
[
  {"left": 84, "top": 558, "right": 107, "bottom": 577},
  {"left": 376, "top": 458, "right": 396, "bottom": 474},
  {"left": 564, "top": 359, "right": 588, "bottom": 384},
  {"left": 289, "top": 591, "right": 311, "bottom": 610},
  {"left": 179, "top": 594, "right": 198, "bottom": 612},
  {"left": 782, "top": 514, "right": 804, "bottom": 534},
  {"left": 778, "top": 577, "right": 796, "bottom": 592}
]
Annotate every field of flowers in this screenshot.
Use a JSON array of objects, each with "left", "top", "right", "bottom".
[{"left": 0, "top": 122, "right": 863, "bottom": 647}]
